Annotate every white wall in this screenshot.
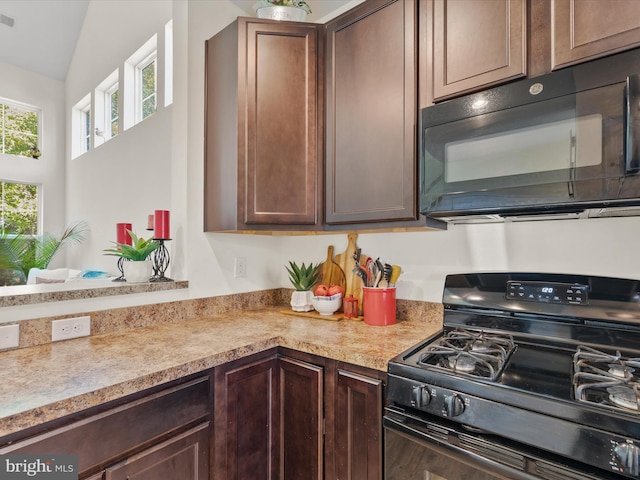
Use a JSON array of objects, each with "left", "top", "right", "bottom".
[
  {"left": 0, "top": 62, "right": 66, "bottom": 244},
  {"left": 65, "top": 0, "right": 174, "bottom": 274},
  {"left": 281, "top": 216, "right": 640, "bottom": 303},
  {"left": 5, "top": 0, "right": 640, "bottom": 323}
]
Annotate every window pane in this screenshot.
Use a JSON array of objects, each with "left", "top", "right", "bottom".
[
  {"left": 110, "top": 89, "right": 119, "bottom": 136},
  {"left": 83, "top": 109, "right": 91, "bottom": 152},
  {"left": 141, "top": 59, "right": 156, "bottom": 119},
  {"left": 0, "top": 102, "right": 39, "bottom": 158},
  {"left": 0, "top": 182, "right": 38, "bottom": 235}
]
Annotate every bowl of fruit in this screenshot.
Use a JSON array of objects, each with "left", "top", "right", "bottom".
[{"left": 312, "top": 284, "right": 344, "bottom": 315}]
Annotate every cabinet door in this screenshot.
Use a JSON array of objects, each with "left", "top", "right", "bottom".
[
  {"left": 430, "top": 0, "right": 526, "bottom": 101},
  {"left": 241, "top": 21, "right": 320, "bottom": 226},
  {"left": 552, "top": 0, "right": 640, "bottom": 69},
  {"left": 213, "top": 354, "right": 279, "bottom": 480},
  {"left": 279, "top": 356, "right": 323, "bottom": 480},
  {"left": 335, "top": 369, "right": 384, "bottom": 480},
  {"left": 325, "top": 0, "right": 418, "bottom": 225},
  {"left": 0, "top": 376, "right": 210, "bottom": 477},
  {"left": 105, "top": 424, "right": 209, "bottom": 480}
]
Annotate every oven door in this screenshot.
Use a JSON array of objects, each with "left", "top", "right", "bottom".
[{"left": 384, "top": 407, "right": 615, "bottom": 480}]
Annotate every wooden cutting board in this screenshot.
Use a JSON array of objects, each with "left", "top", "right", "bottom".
[
  {"left": 334, "top": 233, "right": 365, "bottom": 315},
  {"left": 318, "top": 245, "right": 346, "bottom": 292}
]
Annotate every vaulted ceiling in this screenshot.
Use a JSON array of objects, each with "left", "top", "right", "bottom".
[{"left": 0, "top": 0, "right": 351, "bottom": 81}]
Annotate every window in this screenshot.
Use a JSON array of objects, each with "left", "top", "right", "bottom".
[
  {"left": 72, "top": 94, "right": 91, "bottom": 159},
  {"left": 138, "top": 53, "right": 157, "bottom": 121},
  {"left": 0, "top": 99, "right": 40, "bottom": 159},
  {"left": 0, "top": 181, "right": 38, "bottom": 235},
  {"left": 82, "top": 105, "right": 91, "bottom": 153},
  {"left": 94, "top": 70, "right": 119, "bottom": 146},
  {"left": 109, "top": 86, "right": 119, "bottom": 137},
  {"left": 164, "top": 20, "right": 173, "bottom": 107},
  {"left": 125, "top": 34, "right": 158, "bottom": 129}
]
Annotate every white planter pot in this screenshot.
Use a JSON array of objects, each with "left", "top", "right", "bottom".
[
  {"left": 256, "top": 6, "right": 307, "bottom": 21},
  {"left": 123, "top": 260, "right": 151, "bottom": 283},
  {"left": 290, "top": 290, "right": 313, "bottom": 312}
]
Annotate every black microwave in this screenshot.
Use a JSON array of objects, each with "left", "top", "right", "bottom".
[{"left": 420, "top": 48, "right": 640, "bottom": 224}]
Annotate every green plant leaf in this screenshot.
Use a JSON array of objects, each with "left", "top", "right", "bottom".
[
  {"left": 103, "top": 230, "right": 159, "bottom": 261},
  {"left": 0, "top": 221, "right": 89, "bottom": 283}
]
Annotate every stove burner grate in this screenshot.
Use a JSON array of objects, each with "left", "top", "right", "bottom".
[
  {"left": 418, "top": 328, "right": 516, "bottom": 381},
  {"left": 573, "top": 345, "right": 640, "bottom": 413}
]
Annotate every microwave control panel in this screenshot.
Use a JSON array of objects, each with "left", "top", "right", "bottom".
[{"left": 507, "top": 281, "right": 588, "bottom": 305}]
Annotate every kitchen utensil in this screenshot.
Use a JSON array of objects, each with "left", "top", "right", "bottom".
[
  {"left": 353, "top": 265, "right": 368, "bottom": 286},
  {"left": 383, "top": 263, "right": 392, "bottom": 281},
  {"left": 318, "top": 245, "right": 346, "bottom": 292},
  {"left": 335, "top": 233, "right": 365, "bottom": 314},
  {"left": 389, "top": 265, "right": 401, "bottom": 286}
]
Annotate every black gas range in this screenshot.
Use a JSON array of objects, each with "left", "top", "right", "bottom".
[{"left": 385, "top": 273, "right": 640, "bottom": 480}]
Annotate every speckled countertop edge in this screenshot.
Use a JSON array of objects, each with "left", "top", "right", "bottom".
[
  {"left": 0, "top": 280, "right": 189, "bottom": 308},
  {"left": 0, "top": 307, "right": 441, "bottom": 439}
]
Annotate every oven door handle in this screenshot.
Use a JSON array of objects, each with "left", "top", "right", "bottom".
[{"left": 625, "top": 74, "right": 640, "bottom": 174}]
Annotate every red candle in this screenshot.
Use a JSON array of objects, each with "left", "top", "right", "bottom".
[
  {"left": 154, "top": 210, "right": 170, "bottom": 239},
  {"left": 116, "top": 223, "right": 132, "bottom": 245},
  {"left": 147, "top": 214, "right": 154, "bottom": 230}
]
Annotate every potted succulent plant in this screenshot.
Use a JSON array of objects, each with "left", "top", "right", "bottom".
[
  {"left": 285, "top": 260, "right": 320, "bottom": 312},
  {"left": 255, "top": 0, "right": 312, "bottom": 21},
  {"left": 104, "top": 231, "right": 159, "bottom": 283}
]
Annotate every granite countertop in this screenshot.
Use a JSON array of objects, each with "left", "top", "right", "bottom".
[{"left": 0, "top": 307, "right": 440, "bottom": 439}]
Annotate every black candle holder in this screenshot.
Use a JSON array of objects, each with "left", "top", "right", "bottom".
[
  {"left": 150, "top": 239, "right": 173, "bottom": 282},
  {"left": 112, "top": 257, "right": 127, "bottom": 282}
]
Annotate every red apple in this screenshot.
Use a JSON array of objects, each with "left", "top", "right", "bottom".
[
  {"left": 328, "top": 285, "right": 344, "bottom": 297},
  {"left": 315, "top": 284, "right": 329, "bottom": 296}
]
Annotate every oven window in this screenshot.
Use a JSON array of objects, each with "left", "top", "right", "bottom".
[
  {"left": 444, "top": 113, "right": 602, "bottom": 183},
  {"left": 385, "top": 429, "right": 512, "bottom": 480}
]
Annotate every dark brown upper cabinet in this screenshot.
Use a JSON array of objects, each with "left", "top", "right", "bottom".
[
  {"left": 324, "top": 0, "right": 420, "bottom": 226},
  {"left": 423, "top": 0, "right": 526, "bottom": 104},
  {"left": 204, "top": 18, "right": 323, "bottom": 232},
  {"left": 552, "top": 0, "right": 640, "bottom": 70}
]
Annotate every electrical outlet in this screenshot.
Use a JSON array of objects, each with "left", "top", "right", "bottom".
[
  {"left": 234, "top": 257, "right": 247, "bottom": 278},
  {"left": 0, "top": 324, "right": 19, "bottom": 350},
  {"left": 52, "top": 316, "right": 91, "bottom": 342}
]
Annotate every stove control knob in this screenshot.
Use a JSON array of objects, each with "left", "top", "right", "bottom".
[
  {"left": 613, "top": 441, "right": 639, "bottom": 475},
  {"left": 411, "top": 385, "right": 431, "bottom": 408},
  {"left": 444, "top": 394, "right": 465, "bottom": 417}
]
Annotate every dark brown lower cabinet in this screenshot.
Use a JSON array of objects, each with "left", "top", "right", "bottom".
[
  {"left": 335, "top": 367, "right": 385, "bottom": 480},
  {"left": 213, "top": 349, "right": 385, "bottom": 480},
  {"left": 0, "top": 374, "right": 212, "bottom": 480},
  {"left": 104, "top": 424, "right": 209, "bottom": 480},
  {"left": 279, "top": 356, "right": 324, "bottom": 480},
  {"left": 213, "top": 351, "right": 280, "bottom": 479}
]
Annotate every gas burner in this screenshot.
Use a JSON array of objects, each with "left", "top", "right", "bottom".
[
  {"left": 418, "top": 328, "right": 516, "bottom": 381},
  {"left": 573, "top": 345, "right": 640, "bottom": 413},
  {"left": 608, "top": 363, "right": 635, "bottom": 379},
  {"left": 607, "top": 386, "right": 639, "bottom": 411},
  {"left": 448, "top": 355, "right": 477, "bottom": 372}
]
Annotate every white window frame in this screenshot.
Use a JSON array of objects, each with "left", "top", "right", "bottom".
[
  {"left": 0, "top": 180, "right": 41, "bottom": 236},
  {"left": 0, "top": 97, "right": 41, "bottom": 158},
  {"left": 107, "top": 84, "right": 119, "bottom": 138},
  {"left": 94, "top": 69, "right": 120, "bottom": 147},
  {"left": 164, "top": 20, "right": 173, "bottom": 107},
  {"left": 136, "top": 52, "right": 157, "bottom": 122},
  {"left": 81, "top": 105, "right": 91, "bottom": 153},
  {"left": 71, "top": 94, "right": 92, "bottom": 159},
  {"left": 124, "top": 34, "right": 158, "bottom": 130}
]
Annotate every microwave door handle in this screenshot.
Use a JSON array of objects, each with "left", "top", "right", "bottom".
[
  {"left": 626, "top": 74, "right": 640, "bottom": 173},
  {"left": 568, "top": 130, "right": 576, "bottom": 198}
]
